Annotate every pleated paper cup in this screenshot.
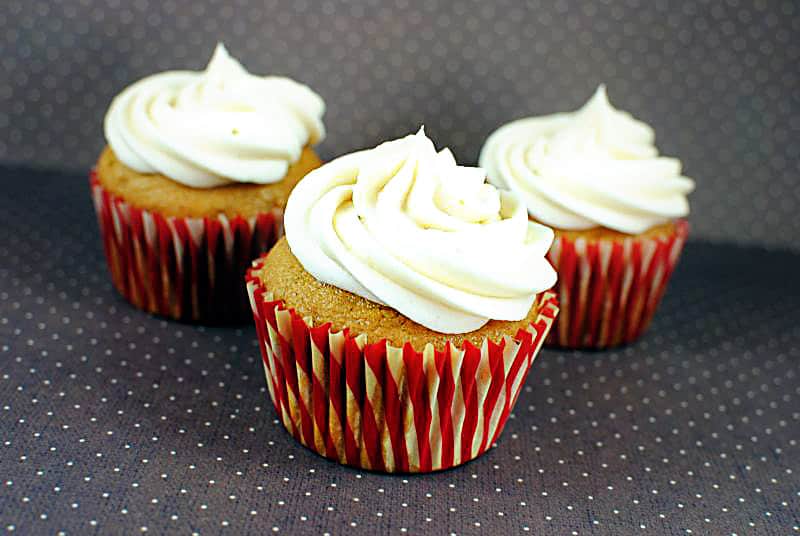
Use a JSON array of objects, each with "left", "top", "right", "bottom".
[
  {"left": 90, "top": 172, "right": 283, "bottom": 324},
  {"left": 246, "top": 261, "right": 559, "bottom": 473},
  {"left": 545, "top": 219, "right": 688, "bottom": 349}
]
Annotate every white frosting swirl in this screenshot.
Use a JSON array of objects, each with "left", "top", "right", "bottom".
[
  {"left": 479, "top": 85, "right": 695, "bottom": 234},
  {"left": 104, "top": 44, "right": 325, "bottom": 188},
  {"left": 284, "top": 128, "right": 557, "bottom": 334}
]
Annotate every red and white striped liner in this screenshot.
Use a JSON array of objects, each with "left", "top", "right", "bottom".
[
  {"left": 90, "top": 172, "right": 283, "bottom": 324},
  {"left": 246, "top": 262, "right": 559, "bottom": 473},
  {"left": 545, "top": 219, "right": 688, "bottom": 349}
]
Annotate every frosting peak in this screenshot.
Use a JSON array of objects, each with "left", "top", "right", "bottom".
[
  {"left": 284, "top": 128, "right": 557, "bottom": 334},
  {"left": 572, "top": 85, "right": 657, "bottom": 159},
  {"left": 104, "top": 43, "right": 325, "bottom": 188},
  {"left": 205, "top": 42, "right": 247, "bottom": 79},
  {"left": 479, "top": 85, "right": 695, "bottom": 234}
]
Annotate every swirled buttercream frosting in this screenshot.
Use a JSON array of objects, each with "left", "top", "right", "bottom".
[
  {"left": 104, "top": 43, "right": 325, "bottom": 188},
  {"left": 284, "top": 128, "right": 557, "bottom": 334},
  {"left": 479, "top": 85, "right": 694, "bottom": 234}
]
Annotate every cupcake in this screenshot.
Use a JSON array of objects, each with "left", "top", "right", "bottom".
[
  {"left": 479, "top": 86, "right": 694, "bottom": 349},
  {"left": 91, "top": 44, "right": 325, "bottom": 323},
  {"left": 246, "top": 128, "right": 559, "bottom": 472}
]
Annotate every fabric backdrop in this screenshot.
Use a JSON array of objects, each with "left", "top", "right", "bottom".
[{"left": 1, "top": 0, "right": 798, "bottom": 249}]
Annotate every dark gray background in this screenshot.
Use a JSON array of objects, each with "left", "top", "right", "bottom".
[
  {"left": 1, "top": 2, "right": 800, "bottom": 533},
  {"left": 1, "top": 0, "right": 799, "bottom": 249}
]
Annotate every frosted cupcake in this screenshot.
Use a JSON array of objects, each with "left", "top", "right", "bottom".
[
  {"left": 480, "top": 86, "right": 694, "bottom": 348},
  {"left": 246, "top": 128, "right": 559, "bottom": 472},
  {"left": 91, "top": 44, "right": 325, "bottom": 323}
]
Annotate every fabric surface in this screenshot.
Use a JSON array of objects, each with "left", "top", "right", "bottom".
[
  {"left": 0, "top": 168, "right": 798, "bottom": 534},
  {"left": 1, "top": 0, "right": 800, "bottom": 249}
]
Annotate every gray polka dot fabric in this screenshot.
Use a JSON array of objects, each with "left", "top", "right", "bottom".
[
  {"left": 1, "top": 0, "right": 799, "bottom": 249},
  {"left": 2, "top": 170, "right": 799, "bottom": 530}
]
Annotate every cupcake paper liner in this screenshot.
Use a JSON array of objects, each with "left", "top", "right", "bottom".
[
  {"left": 545, "top": 219, "right": 688, "bottom": 349},
  {"left": 246, "top": 262, "right": 559, "bottom": 473},
  {"left": 90, "top": 172, "right": 283, "bottom": 324}
]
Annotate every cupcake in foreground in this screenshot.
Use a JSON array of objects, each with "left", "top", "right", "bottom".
[
  {"left": 246, "top": 128, "right": 559, "bottom": 472},
  {"left": 91, "top": 44, "right": 325, "bottom": 323},
  {"left": 479, "top": 85, "right": 694, "bottom": 349}
]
